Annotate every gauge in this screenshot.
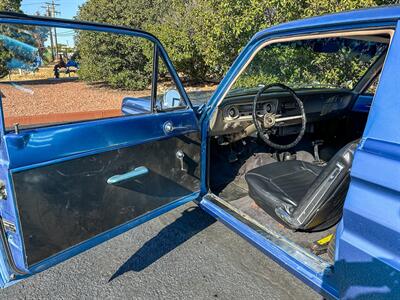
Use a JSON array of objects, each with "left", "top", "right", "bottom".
[
  {"left": 263, "top": 102, "right": 273, "bottom": 113},
  {"left": 224, "top": 106, "right": 239, "bottom": 120}
]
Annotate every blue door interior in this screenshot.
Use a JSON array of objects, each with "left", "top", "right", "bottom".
[
  {"left": 0, "top": 14, "right": 201, "bottom": 285},
  {"left": 1, "top": 100, "right": 201, "bottom": 282},
  {"left": 8, "top": 112, "right": 201, "bottom": 267}
]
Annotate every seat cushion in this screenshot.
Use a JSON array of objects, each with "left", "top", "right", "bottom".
[{"left": 245, "top": 160, "right": 323, "bottom": 225}]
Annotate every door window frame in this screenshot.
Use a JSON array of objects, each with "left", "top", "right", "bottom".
[{"left": 0, "top": 13, "right": 193, "bottom": 135}]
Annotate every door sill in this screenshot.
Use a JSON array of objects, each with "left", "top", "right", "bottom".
[{"left": 200, "top": 193, "right": 338, "bottom": 299}]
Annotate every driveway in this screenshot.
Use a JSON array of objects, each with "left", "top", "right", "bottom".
[{"left": 0, "top": 202, "right": 319, "bottom": 299}]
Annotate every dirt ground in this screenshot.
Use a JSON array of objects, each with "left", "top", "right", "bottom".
[{"left": 0, "top": 74, "right": 216, "bottom": 128}]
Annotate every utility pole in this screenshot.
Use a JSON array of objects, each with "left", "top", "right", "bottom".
[
  {"left": 43, "top": 0, "right": 60, "bottom": 60},
  {"left": 42, "top": 4, "right": 54, "bottom": 60}
]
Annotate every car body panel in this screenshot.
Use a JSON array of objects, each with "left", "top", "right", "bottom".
[
  {"left": 334, "top": 21, "right": 400, "bottom": 298},
  {"left": 199, "top": 7, "right": 400, "bottom": 299},
  {"left": 6, "top": 110, "right": 198, "bottom": 170},
  {"left": 352, "top": 95, "right": 373, "bottom": 113}
]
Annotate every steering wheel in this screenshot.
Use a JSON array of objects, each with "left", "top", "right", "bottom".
[{"left": 252, "top": 83, "right": 306, "bottom": 150}]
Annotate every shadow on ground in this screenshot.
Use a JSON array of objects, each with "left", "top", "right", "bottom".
[{"left": 109, "top": 206, "right": 215, "bottom": 281}]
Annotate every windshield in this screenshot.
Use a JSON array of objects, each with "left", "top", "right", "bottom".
[{"left": 230, "top": 36, "right": 388, "bottom": 93}]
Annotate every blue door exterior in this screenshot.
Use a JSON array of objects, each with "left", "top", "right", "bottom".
[{"left": 334, "top": 20, "right": 400, "bottom": 299}]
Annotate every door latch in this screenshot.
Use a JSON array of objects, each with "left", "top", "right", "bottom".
[
  {"left": 176, "top": 150, "right": 187, "bottom": 171},
  {"left": 2, "top": 219, "right": 16, "bottom": 233},
  {"left": 0, "top": 180, "right": 7, "bottom": 200}
]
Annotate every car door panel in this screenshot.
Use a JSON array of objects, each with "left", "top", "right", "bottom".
[
  {"left": 13, "top": 130, "right": 200, "bottom": 266},
  {"left": 1, "top": 110, "right": 200, "bottom": 272},
  {"left": 0, "top": 14, "right": 202, "bottom": 285}
]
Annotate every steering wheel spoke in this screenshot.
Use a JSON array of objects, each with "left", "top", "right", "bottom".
[{"left": 275, "top": 115, "right": 303, "bottom": 124}]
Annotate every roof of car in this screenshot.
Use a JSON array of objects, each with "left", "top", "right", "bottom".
[{"left": 252, "top": 6, "right": 400, "bottom": 41}]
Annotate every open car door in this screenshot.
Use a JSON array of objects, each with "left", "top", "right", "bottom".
[{"left": 0, "top": 13, "right": 201, "bottom": 287}]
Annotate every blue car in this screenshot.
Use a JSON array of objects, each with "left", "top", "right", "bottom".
[{"left": 0, "top": 7, "right": 399, "bottom": 299}]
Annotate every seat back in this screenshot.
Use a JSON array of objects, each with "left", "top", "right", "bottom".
[{"left": 292, "top": 140, "right": 359, "bottom": 231}]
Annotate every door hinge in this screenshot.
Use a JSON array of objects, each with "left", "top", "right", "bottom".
[
  {"left": 2, "top": 219, "right": 16, "bottom": 233},
  {"left": 0, "top": 180, "right": 7, "bottom": 200}
]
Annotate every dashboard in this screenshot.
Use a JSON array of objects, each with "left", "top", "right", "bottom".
[{"left": 210, "top": 88, "right": 356, "bottom": 140}]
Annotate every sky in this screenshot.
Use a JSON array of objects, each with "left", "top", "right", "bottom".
[{"left": 21, "top": 0, "right": 86, "bottom": 46}]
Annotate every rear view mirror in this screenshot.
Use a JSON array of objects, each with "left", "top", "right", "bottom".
[
  {"left": 121, "top": 97, "right": 151, "bottom": 115},
  {"left": 162, "top": 89, "right": 182, "bottom": 109}
]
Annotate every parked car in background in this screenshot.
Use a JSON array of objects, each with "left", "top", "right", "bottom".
[{"left": 0, "top": 7, "right": 399, "bottom": 299}]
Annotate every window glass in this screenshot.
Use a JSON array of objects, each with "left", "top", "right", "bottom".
[
  {"left": 0, "top": 24, "right": 156, "bottom": 130},
  {"left": 365, "top": 74, "right": 380, "bottom": 95},
  {"left": 229, "top": 36, "right": 388, "bottom": 95},
  {"left": 156, "top": 55, "right": 185, "bottom": 110}
]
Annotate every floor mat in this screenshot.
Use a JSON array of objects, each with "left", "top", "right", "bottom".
[
  {"left": 218, "top": 178, "right": 248, "bottom": 201},
  {"left": 230, "top": 195, "right": 335, "bottom": 262}
]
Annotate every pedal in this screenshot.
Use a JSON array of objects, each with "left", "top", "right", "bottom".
[{"left": 312, "top": 140, "right": 325, "bottom": 165}]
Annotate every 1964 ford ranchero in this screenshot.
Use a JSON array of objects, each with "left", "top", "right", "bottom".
[{"left": 0, "top": 7, "right": 399, "bottom": 299}]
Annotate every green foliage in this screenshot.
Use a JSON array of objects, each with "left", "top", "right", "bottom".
[
  {"left": 76, "top": 0, "right": 172, "bottom": 89},
  {"left": 76, "top": 30, "right": 152, "bottom": 90},
  {"left": 76, "top": 0, "right": 386, "bottom": 88},
  {"left": 0, "top": 0, "right": 21, "bottom": 12},
  {"left": 233, "top": 39, "right": 387, "bottom": 90},
  {"left": 0, "top": 41, "right": 11, "bottom": 77}
]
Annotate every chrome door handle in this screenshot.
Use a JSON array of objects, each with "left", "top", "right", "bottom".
[
  {"left": 107, "top": 166, "right": 148, "bottom": 184},
  {"left": 163, "top": 121, "right": 190, "bottom": 133}
]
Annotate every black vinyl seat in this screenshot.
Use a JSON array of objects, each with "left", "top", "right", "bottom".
[{"left": 245, "top": 140, "right": 358, "bottom": 232}]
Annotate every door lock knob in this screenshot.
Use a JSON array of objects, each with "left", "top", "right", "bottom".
[{"left": 176, "top": 150, "right": 186, "bottom": 171}]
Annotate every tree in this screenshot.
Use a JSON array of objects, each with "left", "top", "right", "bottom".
[
  {"left": 76, "top": 0, "right": 172, "bottom": 89},
  {"left": 150, "top": 0, "right": 379, "bottom": 82},
  {"left": 0, "top": 0, "right": 21, "bottom": 78},
  {"left": 76, "top": 0, "right": 387, "bottom": 88},
  {"left": 0, "top": 0, "right": 21, "bottom": 12}
]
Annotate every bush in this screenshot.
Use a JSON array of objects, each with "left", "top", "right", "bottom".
[
  {"left": 76, "top": 31, "right": 152, "bottom": 90},
  {"left": 76, "top": 0, "right": 389, "bottom": 88}
]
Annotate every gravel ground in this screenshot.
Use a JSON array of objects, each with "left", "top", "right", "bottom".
[
  {"left": 0, "top": 78, "right": 150, "bottom": 116},
  {"left": 0, "top": 202, "right": 319, "bottom": 299},
  {"left": 0, "top": 77, "right": 216, "bottom": 116},
  {"left": 0, "top": 77, "right": 216, "bottom": 127}
]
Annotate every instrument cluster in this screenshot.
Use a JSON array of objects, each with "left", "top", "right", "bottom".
[{"left": 223, "top": 99, "right": 279, "bottom": 121}]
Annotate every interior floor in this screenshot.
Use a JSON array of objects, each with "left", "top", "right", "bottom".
[
  {"left": 209, "top": 119, "right": 365, "bottom": 263},
  {"left": 210, "top": 139, "right": 337, "bottom": 261}
]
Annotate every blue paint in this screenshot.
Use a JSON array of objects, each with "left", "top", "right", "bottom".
[
  {"left": 251, "top": 6, "right": 400, "bottom": 42},
  {"left": 7, "top": 110, "right": 198, "bottom": 170},
  {"left": 352, "top": 95, "right": 373, "bottom": 113},
  {"left": 0, "top": 13, "right": 200, "bottom": 286},
  {"left": 107, "top": 166, "right": 149, "bottom": 185},
  {"left": 333, "top": 21, "right": 400, "bottom": 298},
  {"left": 1, "top": 108, "right": 199, "bottom": 277}
]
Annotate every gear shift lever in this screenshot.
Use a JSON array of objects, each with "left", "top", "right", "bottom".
[{"left": 312, "top": 140, "right": 324, "bottom": 164}]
